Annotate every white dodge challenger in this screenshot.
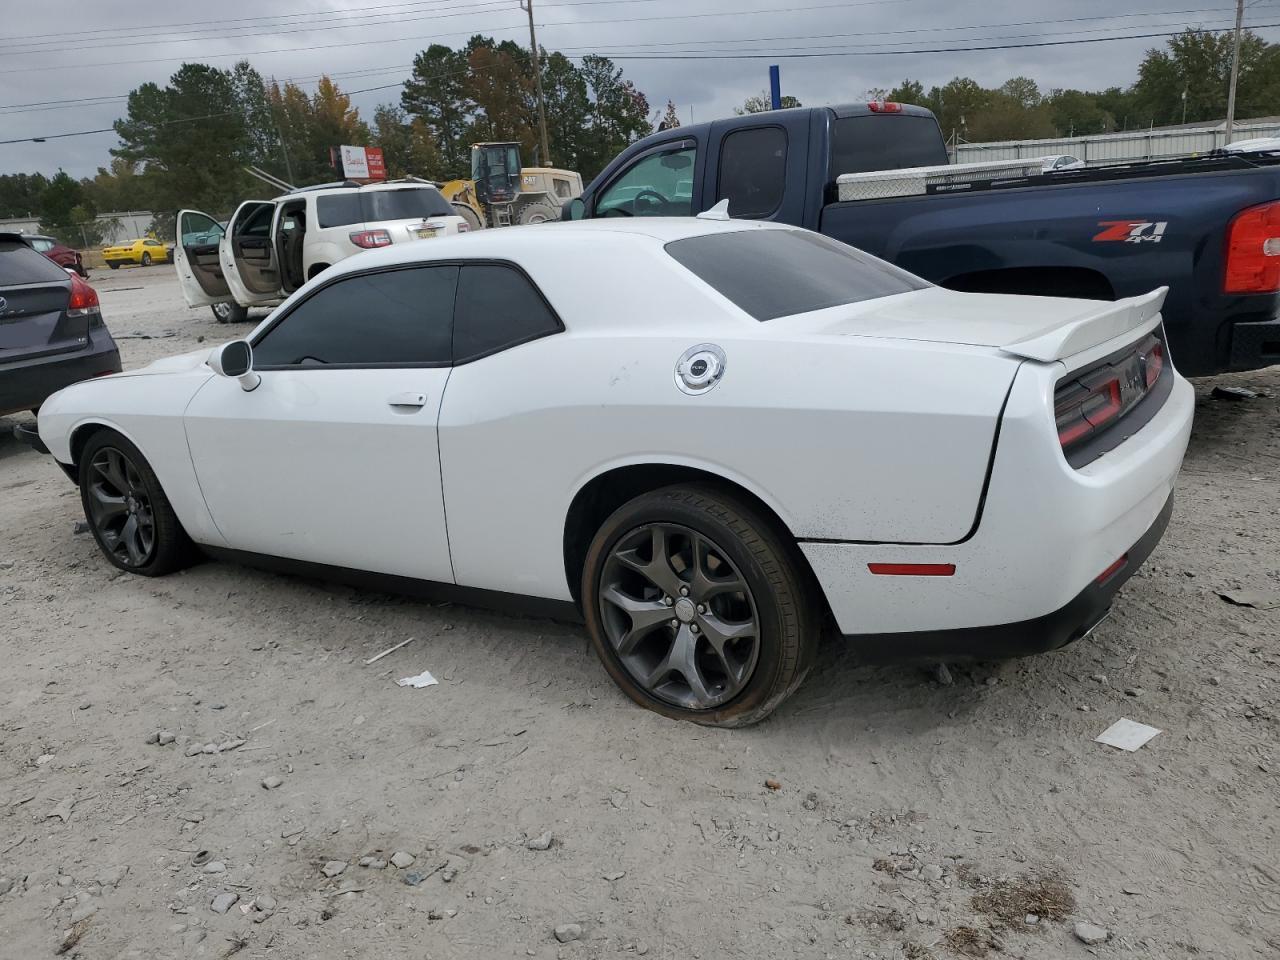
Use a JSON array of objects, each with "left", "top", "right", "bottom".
[{"left": 28, "top": 217, "right": 1194, "bottom": 725}]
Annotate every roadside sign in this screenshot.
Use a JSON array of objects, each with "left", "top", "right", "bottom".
[
  {"left": 340, "top": 145, "right": 370, "bottom": 179},
  {"left": 366, "top": 147, "right": 387, "bottom": 181}
]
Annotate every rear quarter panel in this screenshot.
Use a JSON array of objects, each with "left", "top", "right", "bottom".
[{"left": 437, "top": 240, "right": 1017, "bottom": 600}]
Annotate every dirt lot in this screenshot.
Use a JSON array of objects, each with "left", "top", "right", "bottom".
[{"left": 1, "top": 266, "right": 1278, "bottom": 960}]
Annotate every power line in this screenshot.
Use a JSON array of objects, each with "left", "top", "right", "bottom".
[
  {"left": 1, "top": 6, "right": 1234, "bottom": 110},
  {"left": 0, "top": 1, "right": 964, "bottom": 75}
]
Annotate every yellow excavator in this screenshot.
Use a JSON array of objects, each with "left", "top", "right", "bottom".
[{"left": 439, "top": 142, "right": 583, "bottom": 229}]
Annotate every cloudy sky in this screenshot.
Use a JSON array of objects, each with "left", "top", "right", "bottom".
[{"left": 2, "top": 0, "right": 1278, "bottom": 178}]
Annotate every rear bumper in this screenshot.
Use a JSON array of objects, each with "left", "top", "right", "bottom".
[
  {"left": 842, "top": 493, "right": 1172, "bottom": 661},
  {"left": 0, "top": 334, "right": 121, "bottom": 416},
  {"left": 801, "top": 360, "right": 1193, "bottom": 651},
  {"left": 1228, "top": 316, "right": 1280, "bottom": 372}
]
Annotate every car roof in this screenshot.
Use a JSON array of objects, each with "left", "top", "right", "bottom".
[{"left": 322, "top": 217, "right": 792, "bottom": 277}]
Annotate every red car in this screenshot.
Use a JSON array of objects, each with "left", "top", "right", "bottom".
[{"left": 25, "top": 234, "right": 88, "bottom": 278}]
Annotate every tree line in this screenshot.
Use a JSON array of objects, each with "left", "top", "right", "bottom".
[
  {"left": 881, "top": 28, "right": 1280, "bottom": 143},
  {"left": 4, "top": 28, "right": 1280, "bottom": 244}
]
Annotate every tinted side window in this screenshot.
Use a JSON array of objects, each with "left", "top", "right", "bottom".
[
  {"left": 236, "top": 205, "right": 274, "bottom": 238},
  {"left": 317, "top": 193, "right": 364, "bottom": 228},
  {"left": 717, "top": 127, "right": 786, "bottom": 218},
  {"left": 595, "top": 146, "right": 696, "bottom": 217},
  {"left": 252, "top": 266, "right": 458, "bottom": 367},
  {"left": 453, "top": 264, "right": 561, "bottom": 362}
]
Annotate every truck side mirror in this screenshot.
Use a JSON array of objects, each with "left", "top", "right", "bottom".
[
  {"left": 209, "top": 339, "right": 261, "bottom": 392},
  {"left": 562, "top": 197, "right": 586, "bottom": 221}
]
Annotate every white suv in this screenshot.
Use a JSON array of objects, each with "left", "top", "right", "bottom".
[{"left": 175, "top": 180, "right": 469, "bottom": 322}]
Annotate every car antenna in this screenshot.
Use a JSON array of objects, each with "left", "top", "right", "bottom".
[{"left": 696, "top": 199, "right": 732, "bottom": 221}]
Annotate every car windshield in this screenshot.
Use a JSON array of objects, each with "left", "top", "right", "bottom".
[{"left": 665, "top": 229, "right": 928, "bottom": 321}]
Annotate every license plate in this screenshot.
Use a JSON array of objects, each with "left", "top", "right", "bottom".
[{"left": 414, "top": 227, "right": 440, "bottom": 240}]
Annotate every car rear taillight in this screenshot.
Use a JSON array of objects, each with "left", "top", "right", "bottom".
[
  {"left": 867, "top": 100, "right": 903, "bottom": 113},
  {"left": 1143, "top": 340, "right": 1164, "bottom": 388},
  {"left": 1224, "top": 200, "right": 1280, "bottom": 293},
  {"left": 456, "top": 222, "right": 470, "bottom": 233},
  {"left": 1055, "top": 334, "right": 1164, "bottom": 452},
  {"left": 349, "top": 229, "right": 392, "bottom": 249},
  {"left": 67, "top": 273, "right": 101, "bottom": 323}
]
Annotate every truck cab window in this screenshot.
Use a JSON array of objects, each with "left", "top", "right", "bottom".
[
  {"left": 596, "top": 146, "right": 696, "bottom": 217},
  {"left": 717, "top": 127, "right": 787, "bottom": 219}
]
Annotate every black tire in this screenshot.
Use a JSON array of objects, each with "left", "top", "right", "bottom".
[
  {"left": 141, "top": 252, "right": 152, "bottom": 266},
  {"left": 582, "top": 483, "right": 818, "bottom": 726},
  {"left": 78, "top": 430, "right": 196, "bottom": 577},
  {"left": 211, "top": 302, "right": 249, "bottom": 324},
  {"left": 107, "top": 262, "right": 120, "bottom": 270},
  {"left": 517, "top": 201, "right": 557, "bottom": 225}
]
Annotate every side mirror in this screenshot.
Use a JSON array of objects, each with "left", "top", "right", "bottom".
[
  {"left": 562, "top": 197, "right": 586, "bottom": 221},
  {"left": 209, "top": 339, "right": 261, "bottom": 392}
]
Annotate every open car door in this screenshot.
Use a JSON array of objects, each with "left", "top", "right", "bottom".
[
  {"left": 220, "top": 200, "right": 283, "bottom": 307},
  {"left": 175, "top": 209, "right": 231, "bottom": 307}
]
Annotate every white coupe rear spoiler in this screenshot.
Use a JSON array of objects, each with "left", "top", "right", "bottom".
[{"left": 1001, "top": 287, "right": 1168, "bottom": 363}]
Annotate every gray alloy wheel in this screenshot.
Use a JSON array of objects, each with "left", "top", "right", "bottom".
[
  {"left": 85, "top": 445, "right": 157, "bottom": 569},
  {"left": 211, "top": 301, "right": 233, "bottom": 322},
  {"left": 598, "top": 522, "right": 761, "bottom": 710},
  {"left": 141, "top": 252, "right": 152, "bottom": 266}
]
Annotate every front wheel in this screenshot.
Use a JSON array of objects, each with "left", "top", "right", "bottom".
[
  {"left": 141, "top": 252, "right": 152, "bottom": 266},
  {"left": 582, "top": 484, "right": 818, "bottom": 726},
  {"left": 78, "top": 430, "right": 195, "bottom": 576},
  {"left": 211, "top": 302, "right": 249, "bottom": 324}
]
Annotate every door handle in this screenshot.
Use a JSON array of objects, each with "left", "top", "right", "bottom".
[{"left": 387, "top": 391, "right": 427, "bottom": 409}]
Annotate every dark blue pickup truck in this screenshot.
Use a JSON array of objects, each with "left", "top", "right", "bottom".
[{"left": 565, "top": 102, "right": 1280, "bottom": 376}]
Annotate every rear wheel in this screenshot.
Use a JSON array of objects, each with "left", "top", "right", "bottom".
[
  {"left": 78, "top": 431, "right": 195, "bottom": 577},
  {"left": 582, "top": 484, "right": 818, "bottom": 726},
  {"left": 518, "top": 201, "right": 557, "bottom": 225},
  {"left": 107, "top": 262, "right": 120, "bottom": 270},
  {"left": 211, "top": 302, "right": 248, "bottom": 324},
  {"left": 141, "top": 252, "right": 152, "bottom": 266}
]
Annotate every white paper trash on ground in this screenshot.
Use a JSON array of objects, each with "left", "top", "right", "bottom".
[
  {"left": 396, "top": 670, "right": 438, "bottom": 689},
  {"left": 1095, "top": 718, "right": 1162, "bottom": 751}
]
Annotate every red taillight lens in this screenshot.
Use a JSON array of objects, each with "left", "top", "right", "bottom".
[
  {"left": 867, "top": 100, "right": 903, "bottom": 113},
  {"left": 67, "top": 273, "right": 100, "bottom": 317},
  {"left": 1224, "top": 200, "right": 1280, "bottom": 293},
  {"left": 349, "top": 229, "right": 392, "bottom": 249},
  {"left": 1143, "top": 340, "right": 1164, "bottom": 388},
  {"left": 1054, "top": 333, "right": 1164, "bottom": 452},
  {"left": 456, "top": 222, "right": 470, "bottom": 233}
]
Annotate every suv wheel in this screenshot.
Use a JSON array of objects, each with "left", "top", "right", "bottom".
[{"left": 582, "top": 484, "right": 818, "bottom": 726}]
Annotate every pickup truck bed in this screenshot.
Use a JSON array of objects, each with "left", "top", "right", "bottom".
[{"left": 572, "top": 103, "right": 1280, "bottom": 376}]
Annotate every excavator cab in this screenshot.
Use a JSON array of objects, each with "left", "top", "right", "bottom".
[{"left": 471, "top": 142, "right": 522, "bottom": 207}]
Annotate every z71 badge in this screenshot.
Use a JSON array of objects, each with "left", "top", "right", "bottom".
[{"left": 1093, "top": 220, "right": 1168, "bottom": 243}]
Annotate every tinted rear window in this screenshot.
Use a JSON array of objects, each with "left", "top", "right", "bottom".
[
  {"left": 665, "top": 229, "right": 928, "bottom": 321},
  {"left": 0, "top": 240, "right": 71, "bottom": 285},
  {"left": 316, "top": 187, "right": 454, "bottom": 228},
  {"left": 364, "top": 188, "right": 452, "bottom": 222},
  {"left": 831, "top": 115, "right": 948, "bottom": 175}
]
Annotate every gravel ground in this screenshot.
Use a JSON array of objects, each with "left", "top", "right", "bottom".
[{"left": 1, "top": 266, "right": 1278, "bottom": 960}]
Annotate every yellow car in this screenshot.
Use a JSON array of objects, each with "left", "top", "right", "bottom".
[{"left": 102, "top": 237, "right": 173, "bottom": 269}]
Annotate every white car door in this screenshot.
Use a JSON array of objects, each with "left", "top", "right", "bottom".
[
  {"left": 220, "top": 200, "right": 284, "bottom": 307},
  {"left": 183, "top": 264, "right": 458, "bottom": 582},
  {"left": 174, "top": 209, "right": 230, "bottom": 308}
]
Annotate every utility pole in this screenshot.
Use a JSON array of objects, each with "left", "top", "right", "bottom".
[
  {"left": 1224, "top": 0, "right": 1244, "bottom": 145},
  {"left": 520, "top": 0, "right": 552, "bottom": 166}
]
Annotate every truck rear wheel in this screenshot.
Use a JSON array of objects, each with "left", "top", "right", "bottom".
[{"left": 518, "top": 201, "right": 557, "bottom": 225}]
